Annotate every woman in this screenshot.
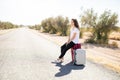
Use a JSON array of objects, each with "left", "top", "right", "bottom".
[{"left": 56, "top": 19, "right": 80, "bottom": 63}]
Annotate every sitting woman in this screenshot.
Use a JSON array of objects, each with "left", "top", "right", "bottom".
[{"left": 56, "top": 19, "right": 80, "bottom": 63}]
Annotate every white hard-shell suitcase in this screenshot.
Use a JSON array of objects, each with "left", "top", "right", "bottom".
[{"left": 74, "top": 49, "right": 86, "bottom": 65}]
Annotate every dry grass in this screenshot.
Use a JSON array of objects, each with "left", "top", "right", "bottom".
[
  {"left": 0, "top": 29, "right": 13, "bottom": 35},
  {"left": 109, "top": 32, "right": 120, "bottom": 40},
  {"left": 87, "top": 53, "right": 120, "bottom": 73}
]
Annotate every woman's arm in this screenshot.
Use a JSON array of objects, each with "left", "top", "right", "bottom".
[
  {"left": 67, "top": 35, "right": 70, "bottom": 44},
  {"left": 67, "top": 32, "right": 76, "bottom": 44}
]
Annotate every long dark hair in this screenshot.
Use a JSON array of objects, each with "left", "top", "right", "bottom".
[{"left": 72, "top": 19, "right": 79, "bottom": 29}]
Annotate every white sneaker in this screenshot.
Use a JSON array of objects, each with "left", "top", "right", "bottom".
[{"left": 55, "top": 59, "right": 63, "bottom": 63}]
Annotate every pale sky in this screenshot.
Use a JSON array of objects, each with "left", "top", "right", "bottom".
[{"left": 0, "top": 0, "right": 120, "bottom": 26}]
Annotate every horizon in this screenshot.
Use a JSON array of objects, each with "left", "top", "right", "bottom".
[{"left": 0, "top": 0, "right": 120, "bottom": 26}]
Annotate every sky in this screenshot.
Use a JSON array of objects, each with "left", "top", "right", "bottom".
[{"left": 0, "top": 0, "right": 120, "bottom": 26}]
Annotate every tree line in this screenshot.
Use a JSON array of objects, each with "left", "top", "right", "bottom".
[
  {"left": 29, "top": 16, "right": 70, "bottom": 36},
  {"left": 29, "top": 9, "right": 119, "bottom": 47},
  {"left": 0, "top": 21, "right": 19, "bottom": 29}
]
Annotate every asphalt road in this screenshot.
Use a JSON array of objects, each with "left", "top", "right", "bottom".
[{"left": 0, "top": 28, "right": 120, "bottom": 80}]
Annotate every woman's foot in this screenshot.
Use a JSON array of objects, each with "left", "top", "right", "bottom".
[{"left": 55, "top": 58, "right": 64, "bottom": 63}]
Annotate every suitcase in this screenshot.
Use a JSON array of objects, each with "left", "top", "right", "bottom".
[
  {"left": 74, "top": 49, "right": 86, "bottom": 65},
  {"left": 71, "top": 44, "right": 81, "bottom": 62}
]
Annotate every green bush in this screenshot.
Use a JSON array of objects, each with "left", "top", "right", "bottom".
[
  {"left": 80, "top": 9, "right": 118, "bottom": 45},
  {"left": 0, "top": 21, "right": 18, "bottom": 29},
  {"left": 41, "top": 16, "right": 69, "bottom": 36}
]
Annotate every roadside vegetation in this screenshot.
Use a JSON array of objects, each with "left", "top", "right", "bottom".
[
  {"left": 0, "top": 21, "right": 19, "bottom": 29},
  {"left": 29, "top": 9, "right": 120, "bottom": 48},
  {"left": 29, "top": 16, "right": 70, "bottom": 36},
  {"left": 80, "top": 9, "right": 119, "bottom": 48}
]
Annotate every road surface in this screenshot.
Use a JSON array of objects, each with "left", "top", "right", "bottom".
[{"left": 0, "top": 28, "right": 120, "bottom": 80}]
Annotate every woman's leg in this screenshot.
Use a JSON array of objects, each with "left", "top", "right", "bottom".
[
  {"left": 59, "top": 41, "right": 75, "bottom": 59},
  {"left": 57, "top": 43, "right": 67, "bottom": 61},
  {"left": 61, "top": 43, "right": 67, "bottom": 53}
]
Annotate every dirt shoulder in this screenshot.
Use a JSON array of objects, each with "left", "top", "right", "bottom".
[
  {"left": 31, "top": 29, "right": 120, "bottom": 74},
  {"left": 0, "top": 29, "right": 14, "bottom": 35}
]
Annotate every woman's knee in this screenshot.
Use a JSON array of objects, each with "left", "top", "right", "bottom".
[{"left": 61, "top": 43, "right": 66, "bottom": 48}]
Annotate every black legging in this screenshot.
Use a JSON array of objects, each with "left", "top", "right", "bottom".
[{"left": 59, "top": 41, "right": 75, "bottom": 58}]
